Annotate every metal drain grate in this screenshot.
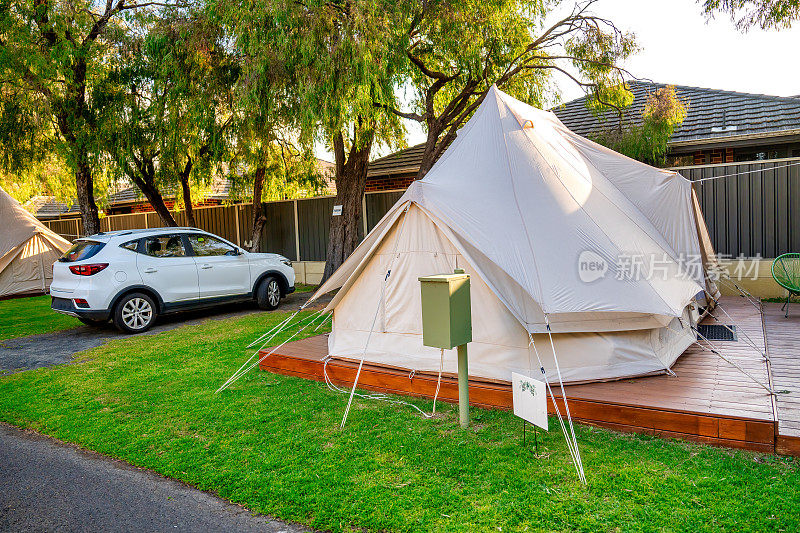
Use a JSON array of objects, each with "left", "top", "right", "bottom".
[{"left": 696, "top": 324, "right": 737, "bottom": 342}]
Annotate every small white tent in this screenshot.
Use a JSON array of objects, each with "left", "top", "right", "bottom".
[
  {"left": 0, "top": 186, "right": 71, "bottom": 298},
  {"left": 307, "top": 86, "right": 719, "bottom": 384}
]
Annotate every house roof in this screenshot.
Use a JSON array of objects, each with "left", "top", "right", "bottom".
[
  {"left": 551, "top": 81, "right": 800, "bottom": 147},
  {"left": 105, "top": 186, "right": 148, "bottom": 206},
  {"left": 106, "top": 177, "right": 234, "bottom": 206},
  {"left": 366, "top": 82, "right": 800, "bottom": 179},
  {"left": 23, "top": 196, "right": 78, "bottom": 219},
  {"left": 367, "top": 144, "right": 430, "bottom": 178}
]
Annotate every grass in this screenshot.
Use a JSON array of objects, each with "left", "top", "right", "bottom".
[
  {"left": 0, "top": 310, "right": 798, "bottom": 532},
  {"left": 295, "top": 283, "right": 317, "bottom": 293},
  {"left": 0, "top": 295, "right": 81, "bottom": 341},
  {"left": 0, "top": 284, "right": 315, "bottom": 342}
]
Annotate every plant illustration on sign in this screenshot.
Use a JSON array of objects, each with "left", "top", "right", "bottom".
[{"left": 521, "top": 380, "right": 537, "bottom": 397}]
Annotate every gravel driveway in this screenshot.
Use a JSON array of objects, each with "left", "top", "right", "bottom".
[{"left": 0, "top": 290, "right": 330, "bottom": 373}]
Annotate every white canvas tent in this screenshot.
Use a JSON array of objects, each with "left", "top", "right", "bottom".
[
  {"left": 307, "top": 86, "right": 720, "bottom": 384},
  {"left": 0, "top": 186, "right": 71, "bottom": 298}
]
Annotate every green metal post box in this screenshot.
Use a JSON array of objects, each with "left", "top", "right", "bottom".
[{"left": 418, "top": 269, "right": 472, "bottom": 349}]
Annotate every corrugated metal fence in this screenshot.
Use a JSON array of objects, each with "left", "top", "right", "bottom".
[
  {"left": 43, "top": 190, "right": 407, "bottom": 262},
  {"left": 42, "top": 158, "right": 800, "bottom": 261},
  {"left": 674, "top": 157, "right": 800, "bottom": 257}
]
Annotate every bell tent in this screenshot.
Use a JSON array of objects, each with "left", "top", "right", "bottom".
[
  {"left": 307, "top": 86, "right": 719, "bottom": 384},
  {"left": 0, "top": 186, "right": 72, "bottom": 298}
]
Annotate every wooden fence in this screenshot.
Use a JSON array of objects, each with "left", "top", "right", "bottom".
[
  {"left": 42, "top": 157, "right": 800, "bottom": 262},
  {"left": 43, "top": 190, "right": 406, "bottom": 262}
]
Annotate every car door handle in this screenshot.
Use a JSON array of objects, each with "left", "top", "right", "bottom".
[
  {"left": 201, "top": 264, "right": 213, "bottom": 269},
  {"left": 144, "top": 268, "right": 158, "bottom": 273}
]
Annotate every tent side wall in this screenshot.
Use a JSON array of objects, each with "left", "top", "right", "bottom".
[
  {"left": 0, "top": 233, "right": 65, "bottom": 297},
  {"left": 329, "top": 205, "right": 696, "bottom": 384}
]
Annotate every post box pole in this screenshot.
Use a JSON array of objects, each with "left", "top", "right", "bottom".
[{"left": 457, "top": 343, "right": 469, "bottom": 428}]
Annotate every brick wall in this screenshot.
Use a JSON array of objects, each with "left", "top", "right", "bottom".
[
  {"left": 692, "top": 148, "right": 735, "bottom": 165},
  {"left": 364, "top": 173, "right": 416, "bottom": 192},
  {"left": 124, "top": 199, "right": 222, "bottom": 214}
]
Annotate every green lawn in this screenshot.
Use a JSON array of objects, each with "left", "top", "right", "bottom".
[
  {"left": 0, "top": 310, "right": 797, "bottom": 532},
  {"left": 295, "top": 283, "right": 317, "bottom": 293},
  {"left": 0, "top": 295, "right": 81, "bottom": 341},
  {"left": 0, "top": 285, "right": 315, "bottom": 342}
]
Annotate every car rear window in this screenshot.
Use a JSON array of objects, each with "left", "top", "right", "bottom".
[{"left": 59, "top": 240, "right": 106, "bottom": 262}]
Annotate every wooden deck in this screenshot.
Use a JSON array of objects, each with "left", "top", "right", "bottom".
[
  {"left": 259, "top": 297, "right": 800, "bottom": 455},
  {"left": 762, "top": 302, "right": 800, "bottom": 455}
]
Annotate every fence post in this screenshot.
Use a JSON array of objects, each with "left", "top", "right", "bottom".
[
  {"left": 74, "top": 218, "right": 80, "bottom": 239},
  {"left": 362, "top": 194, "right": 368, "bottom": 236},
  {"left": 234, "top": 204, "right": 241, "bottom": 247},
  {"left": 293, "top": 199, "right": 301, "bottom": 262}
]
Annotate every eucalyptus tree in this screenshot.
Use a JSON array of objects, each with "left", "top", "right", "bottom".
[
  {"left": 287, "top": 0, "right": 404, "bottom": 280},
  {"left": 380, "top": 0, "right": 637, "bottom": 178},
  {"left": 212, "top": 0, "right": 323, "bottom": 251},
  {"left": 703, "top": 0, "right": 799, "bottom": 29},
  {"left": 0, "top": 0, "right": 186, "bottom": 235},
  {"left": 592, "top": 85, "right": 687, "bottom": 167},
  {"left": 154, "top": 12, "right": 238, "bottom": 227},
  {"left": 98, "top": 26, "right": 179, "bottom": 226},
  {"left": 216, "top": 0, "right": 404, "bottom": 277},
  {"left": 99, "top": 8, "right": 237, "bottom": 227},
  {"left": 226, "top": 133, "right": 322, "bottom": 251}
]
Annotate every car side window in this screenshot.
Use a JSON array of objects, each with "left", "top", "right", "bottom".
[
  {"left": 143, "top": 235, "right": 187, "bottom": 258},
  {"left": 120, "top": 239, "right": 140, "bottom": 253},
  {"left": 188, "top": 235, "right": 236, "bottom": 257}
]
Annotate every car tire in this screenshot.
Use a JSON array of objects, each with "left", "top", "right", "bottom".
[
  {"left": 113, "top": 292, "right": 157, "bottom": 333},
  {"left": 77, "top": 316, "right": 108, "bottom": 327},
  {"left": 256, "top": 276, "right": 282, "bottom": 310}
]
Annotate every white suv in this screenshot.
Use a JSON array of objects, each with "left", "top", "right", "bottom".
[{"left": 50, "top": 228, "right": 295, "bottom": 333}]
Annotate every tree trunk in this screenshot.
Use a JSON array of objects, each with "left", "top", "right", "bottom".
[
  {"left": 180, "top": 156, "right": 196, "bottom": 227},
  {"left": 321, "top": 128, "right": 374, "bottom": 282},
  {"left": 416, "top": 131, "right": 441, "bottom": 179},
  {"left": 58, "top": 59, "right": 101, "bottom": 237},
  {"left": 128, "top": 169, "right": 178, "bottom": 227},
  {"left": 249, "top": 166, "right": 267, "bottom": 252},
  {"left": 75, "top": 159, "right": 101, "bottom": 236},
  {"left": 416, "top": 120, "right": 458, "bottom": 179}
]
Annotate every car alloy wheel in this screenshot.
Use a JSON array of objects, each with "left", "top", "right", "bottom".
[
  {"left": 121, "top": 297, "right": 153, "bottom": 330},
  {"left": 267, "top": 279, "right": 281, "bottom": 307}
]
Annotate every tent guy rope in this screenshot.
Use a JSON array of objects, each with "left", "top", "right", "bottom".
[
  {"left": 216, "top": 308, "right": 328, "bottom": 393},
  {"left": 527, "top": 331, "right": 586, "bottom": 485},
  {"left": 692, "top": 326, "right": 777, "bottom": 394}
]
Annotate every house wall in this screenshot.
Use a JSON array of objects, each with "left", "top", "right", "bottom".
[
  {"left": 107, "top": 198, "right": 224, "bottom": 216},
  {"left": 716, "top": 259, "right": 790, "bottom": 299},
  {"left": 364, "top": 173, "right": 416, "bottom": 192},
  {"left": 670, "top": 141, "right": 800, "bottom": 167}
]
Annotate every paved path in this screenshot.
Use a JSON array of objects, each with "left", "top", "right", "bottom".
[
  {"left": 0, "top": 423, "right": 310, "bottom": 533},
  {"left": 0, "top": 291, "right": 328, "bottom": 373}
]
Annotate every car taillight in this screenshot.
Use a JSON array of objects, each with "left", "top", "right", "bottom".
[
  {"left": 73, "top": 298, "right": 89, "bottom": 308},
  {"left": 69, "top": 263, "right": 109, "bottom": 276}
]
